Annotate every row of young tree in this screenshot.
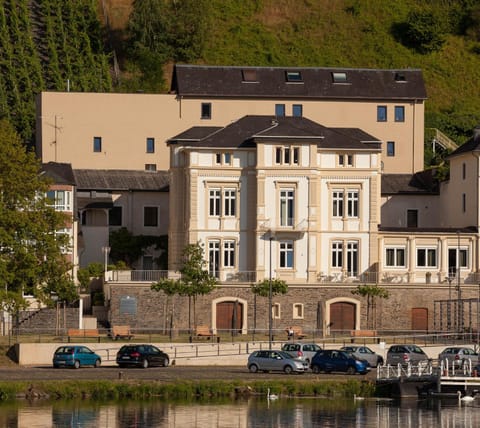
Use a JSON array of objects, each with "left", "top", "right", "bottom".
[{"left": 151, "top": 242, "right": 389, "bottom": 332}]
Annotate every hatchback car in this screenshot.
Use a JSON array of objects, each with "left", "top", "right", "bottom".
[
  {"left": 116, "top": 344, "right": 170, "bottom": 368},
  {"left": 438, "top": 347, "right": 479, "bottom": 368},
  {"left": 386, "top": 344, "right": 429, "bottom": 366},
  {"left": 247, "top": 350, "right": 309, "bottom": 374},
  {"left": 281, "top": 343, "right": 322, "bottom": 364},
  {"left": 310, "top": 349, "right": 370, "bottom": 375},
  {"left": 53, "top": 345, "right": 101, "bottom": 369},
  {"left": 340, "top": 345, "right": 384, "bottom": 367}
]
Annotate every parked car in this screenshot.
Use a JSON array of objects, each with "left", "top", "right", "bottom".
[
  {"left": 386, "top": 344, "right": 429, "bottom": 366},
  {"left": 247, "top": 350, "right": 309, "bottom": 374},
  {"left": 116, "top": 344, "right": 170, "bottom": 368},
  {"left": 340, "top": 345, "right": 384, "bottom": 367},
  {"left": 53, "top": 345, "right": 101, "bottom": 369},
  {"left": 438, "top": 347, "right": 479, "bottom": 368},
  {"left": 281, "top": 343, "right": 322, "bottom": 364},
  {"left": 310, "top": 349, "right": 370, "bottom": 374}
]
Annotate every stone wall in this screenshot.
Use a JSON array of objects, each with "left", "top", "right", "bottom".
[{"left": 107, "top": 283, "right": 480, "bottom": 334}]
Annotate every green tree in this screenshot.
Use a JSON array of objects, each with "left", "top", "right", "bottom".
[
  {"left": 152, "top": 242, "right": 217, "bottom": 332},
  {"left": 251, "top": 278, "right": 288, "bottom": 298},
  {"left": 0, "top": 119, "right": 77, "bottom": 308},
  {"left": 351, "top": 284, "right": 389, "bottom": 329},
  {"left": 402, "top": 8, "right": 447, "bottom": 54}
]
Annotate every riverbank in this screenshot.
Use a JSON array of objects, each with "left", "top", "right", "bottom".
[{"left": 0, "top": 377, "right": 376, "bottom": 401}]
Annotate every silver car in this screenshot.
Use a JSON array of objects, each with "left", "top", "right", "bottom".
[
  {"left": 340, "top": 345, "right": 384, "bottom": 367},
  {"left": 281, "top": 343, "right": 322, "bottom": 364},
  {"left": 247, "top": 350, "right": 309, "bottom": 374},
  {"left": 386, "top": 344, "right": 429, "bottom": 366},
  {"left": 438, "top": 347, "right": 479, "bottom": 369}
]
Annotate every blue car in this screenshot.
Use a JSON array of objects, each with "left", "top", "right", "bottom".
[
  {"left": 310, "top": 349, "right": 370, "bottom": 375},
  {"left": 53, "top": 345, "right": 101, "bottom": 369}
]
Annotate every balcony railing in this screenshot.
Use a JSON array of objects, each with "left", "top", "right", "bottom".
[{"left": 109, "top": 270, "right": 168, "bottom": 282}]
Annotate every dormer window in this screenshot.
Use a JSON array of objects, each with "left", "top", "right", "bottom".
[
  {"left": 242, "top": 69, "right": 257, "bottom": 82},
  {"left": 286, "top": 71, "right": 303, "bottom": 82},
  {"left": 332, "top": 72, "right": 347, "bottom": 83},
  {"left": 395, "top": 72, "right": 407, "bottom": 82}
]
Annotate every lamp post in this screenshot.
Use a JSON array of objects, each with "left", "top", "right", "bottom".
[
  {"left": 477, "top": 283, "right": 480, "bottom": 349},
  {"left": 102, "top": 246, "right": 111, "bottom": 281},
  {"left": 446, "top": 275, "right": 453, "bottom": 331},
  {"left": 456, "top": 231, "right": 462, "bottom": 335},
  {"left": 268, "top": 234, "right": 273, "bottom": 350}
]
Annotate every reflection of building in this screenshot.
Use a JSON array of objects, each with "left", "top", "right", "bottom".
[{"left": 35, "top": 65, "right": 480, "bottom": 334}]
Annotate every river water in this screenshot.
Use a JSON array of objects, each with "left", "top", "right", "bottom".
[{"left": 1, "top": 396, "right": 480, "bottom": 427}]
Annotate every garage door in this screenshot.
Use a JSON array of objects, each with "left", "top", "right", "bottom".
[
  {"left": 330, "top": 302, "right": 355, "bottom": 333},
  {"left": 412, "top": 308, "right": 428, "bottom": 332},
  {"left": 216, "top": 301, "right": 243, "bottom": 333}
]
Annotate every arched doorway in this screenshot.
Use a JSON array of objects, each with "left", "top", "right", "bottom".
[{"left": 212, "top": 297, "right": 248, "bottom": 335}]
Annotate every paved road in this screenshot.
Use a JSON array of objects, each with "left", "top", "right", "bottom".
[{"left": 0, "top": 366, "right": 376, "bottom": 382}]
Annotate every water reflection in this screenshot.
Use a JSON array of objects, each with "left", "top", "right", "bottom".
[{"left": 2, "top": 396, "right": 480, "bottom": 427}]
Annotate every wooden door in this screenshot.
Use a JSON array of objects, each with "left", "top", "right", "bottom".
[
  {"left": 329, "top": 302, "right": 355, "bottom": 333},
  {"left": 216, "top": 301, "right": 243, "bottom": 333},
  {"left": 412, "top": 308, "right": 428, "bottom": 332}
]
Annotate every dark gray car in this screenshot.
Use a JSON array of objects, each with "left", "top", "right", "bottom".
[
  {"left": 247, "top": 350, "right": 309, "bottom": 374},
  {"left": 386, "top": 344, "right": 429, "bottom": 366}
]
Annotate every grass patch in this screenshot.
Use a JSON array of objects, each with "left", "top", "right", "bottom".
[{"left": 0, "top": 378, "right": 376, "bottom": 401}]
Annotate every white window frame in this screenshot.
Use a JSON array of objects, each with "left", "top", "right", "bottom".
[
  {"left": 279, "top": 241, "right": 294, "bottom": 268},
  {"left": 280, "top": 189, "right": 294, "bottom": 227},
  {"left": 416, "top": 247, "right": 437, "bottom": 268},
  {"left": 224, "top": 189, "right": 236, "bottom": 217},
  {"left": 331, "top": 241, "right": 343, "bottom": 268},
  {"left": 332, "top": 191, "right": 344, "bottom": 217},
  {"left": 46, "top": 190, "right": 72, "bottom": 211},
  {"left": 223, "top": 240, "right": 235, "bottom": 268},
  {"left": 272, "top": 303, "right": 281, "bottom": 319},
  {"left": 385, "top": 247, "right": 406, "bottom": 268},
  {"left": 347, "top": 190, "right": 359, "bottom": 218},
  {"left": 293, "top": 303, "right": 304, "bottom": 319},
  {"left": 275, "top": 146, "right": 299, "bottom": 165},
  {"left": 209, "top": 189, "right": 221, "bottom": 216}
]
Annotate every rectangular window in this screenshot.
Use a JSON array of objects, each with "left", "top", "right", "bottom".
[
  {"left": 223, "top": 240, "right": 235, "bottom": 268},
  {"left": 332, "top": 191, "right": 344, "bottom": 217},
  {"left": 272, "top": 303, "right": 281, "bottom": 319},
  {"left": 93, "top": 136, "right": 102, "bottom": 152},
  {"left": 208, "top": 241, "right": 220, "bottom": 278},
  {"left": 347, "top": 190, "right": 359, "bottom": 217},
  {"left": 346, "top": 241, "right": 358, "bottom": 276},
  {"left": 209, "top": 189, "right": 221, "bottom": 216},
  {"left": 286, "top": 71, "right": 303, "bottom": 82},
  {"left": 385, "top": 248, "right": 406, "bottom": 267},
  {"left": 215, "top": 153, "right": 221, "bottom": 164},
  {"left": 338, "top": 154, "right": 344, "bottom": 166},
  {"left": 144, "top": 206, "right": 158, "bottom": 227},
  {"left": 224, "top": 189, "right": 236, "bottom": 216},
  {"left": 279, "top": 241, "right": 294, "bottom": 268},
  {"left": 146, "top": 137, "right": 155, "bottom": 153},
  {"left": 347, "top": 154, "right": 353, "bottom": 166},
  {"left": 293, "top": 148, "right": 299, "bottom": 164},
  {"left": 280, "top": 189, "right": 294, "bottom": 226},
  {"left": 242, "top": 69, "right": 257, "bottom": 82},
  {"left": 224, "top": 153, "right": 232, "bottom": 164},
  {"left": 332, "top": 72, "right": 347, "bottom": 83},
  {"left": 275, "top": 146, "right": 299, "bottom": 165},
  {"left": 145, "top": 164, "right": 157, "bottom": 171},
  {"left": 201, "top": 102, "right": 212, "bottom": 119},
  {"left": 407, "top": 209, "right": 418, "bottom": 228},
  {"left": 292, "top": 104, "right": 303, "bottom": 117},
  {"left": 394, "top": 106, "right": 405, "bottom": 122},
  {"left": 387, "top": 141, "right": 395, "bottom": 156},
  {"left": 417, "top": 248, "right": 437, "bottom": 267},
  {"left": 46, "top": 190, "right": 72, "bottom": 211},
  {"left": 109, "top": 206, "right": 122, "bottom": 226},
  {"left": 377, "top": 106, "right": 387, "bottom": 122},
  {"left": 462, "top": 193, "right": 466, "bottom": 212},
  {"left": 275, "top": 104, "right": 285, "bottom": 117},
  {"left": 331, "top": 241, "right": 343, "bottom": 268},
  {"left": 293, "top": 303, "right": 304, "bottom": 319},
  {"left": 338, "top": 154, "right": 354, "bottom": 167}
]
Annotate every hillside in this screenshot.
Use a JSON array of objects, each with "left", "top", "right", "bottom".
[{"left": 1, "top": 0, "right": 480, "bottom": 158}]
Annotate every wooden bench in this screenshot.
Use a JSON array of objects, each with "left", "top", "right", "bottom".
[
  {"left": 286, "top": 326, "right": 306, "bottom": 340},
  {"left": 350, "top": 330, "right": 377, "bottom": 342},
  {"left": 67, "top": 328, "right": 101, "bottom": 342},
  {"left": 195, "top": 325, "right": 214, "bottom": 340},
  {"left": 111, "top": 325, "right": 133, "bottom": 340}
]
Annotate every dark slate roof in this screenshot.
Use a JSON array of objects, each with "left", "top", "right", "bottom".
[
  {"left": 169, "top": 115, "right": 381, "bottom": 151},
  {"left": 381, "top": 171, "right": 439, "bottom": 195},
  {"left": 448, "top": 127, "right": 480, "bottom": 158},
  {"left": 73, "top": 170, "right": 169, "bottom": 191},
  {"left": 41, "top": 162, "right": 75, "bottom": 185},
  {"left": 172, "top": 65, "right": 427, "bottom": 100}
]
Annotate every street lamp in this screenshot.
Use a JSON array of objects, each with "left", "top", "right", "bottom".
[
  {"left": 268, "top": 234, "right": 273, "bottom": 350},
  {"left": 456, "top": 231, "right": 462, "bottom": 335},
  {"left": 102, "top": 246, "right": 111, "bottom": 281},
  {"left": 445, "top": 275, "right": 453, "bottom": 331}
]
